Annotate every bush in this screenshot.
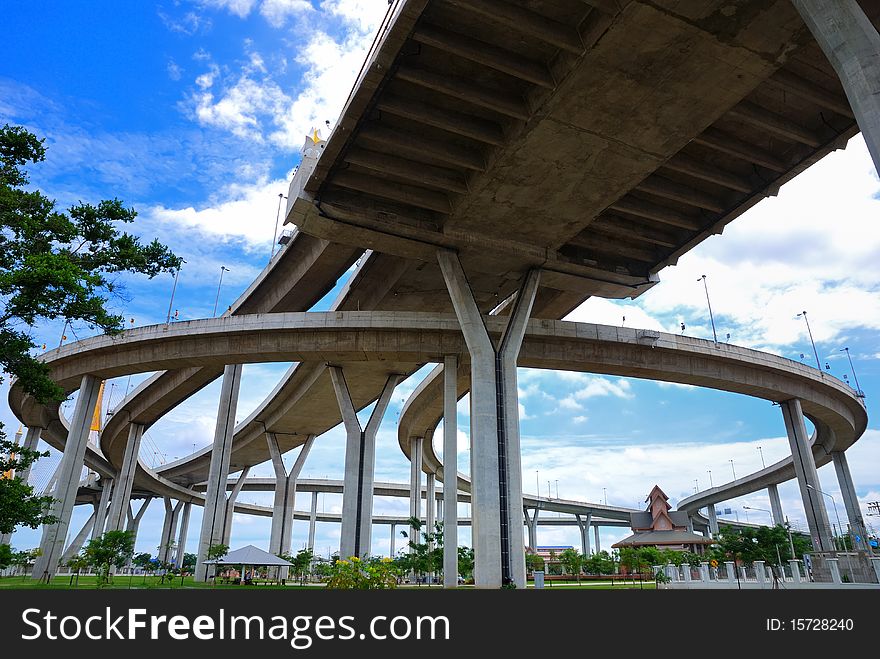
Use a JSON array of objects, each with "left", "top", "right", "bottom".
[{"left": 326, "top": 557, "right": 398, "bottom": 590}]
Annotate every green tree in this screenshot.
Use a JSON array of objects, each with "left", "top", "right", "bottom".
[
  {"left": 0, "top": 542, "right": 13, "bottom": 572},
  {"left": 0, "top": 123, "right": 182, "bottom": 403},
  {"left": 525, "top": 551, "right": 545, "bottom": 575},
  {"left": 558, "top": 548, "right": 584, "bottom": 582},
  {"left": 0, "top": 426, "right": 56, "bottom": 535},
  {"left": 290, "top": 548, "right": 314, "bottom": 585},
  {"left": 584, "top": 550, "right": 615, "bottom": 575},
  {"left": 83, "top": 530, "right": 135, "bottom": 586},
  {"left": 65, "top": 554, "right": 90, "bottom": 587},
  {"left": 132, "top": 552, "right": 153, "bottom": 572},
  {"left": 182, "top": 552, "right": 197, "bottom": 571},
  {"left": 206, "top": 543, "right": 229, "bottom": 580},
  {"left": 457, "top": 546, "right": 474, "bottom": 582},
  {"left": 399, "top": 517, "right": 442, "bottom": 584}
]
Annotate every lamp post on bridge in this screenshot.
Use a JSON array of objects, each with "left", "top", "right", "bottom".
[{"left": 697, "top": 275, "right": 718, "bottom": 344}]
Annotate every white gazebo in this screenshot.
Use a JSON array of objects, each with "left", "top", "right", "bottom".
[{"left": 204, "top": 545, "right": 293, "bottom": 584}]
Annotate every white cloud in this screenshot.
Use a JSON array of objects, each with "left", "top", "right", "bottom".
[
  {"left": 259, "top": 0, "right": 312, "bottom": 27},
  {"left": 167, "top": 59, "right": 183, "bottom": 81},
  {"left": 146, "top": 175, "right": 291, "bottom": 246},
  {"left": 572, "top": 415, "right": 588, "bottom": 424},
  {"left": 200, "top": 0, "right": 258, "bottom": 18},
  {"left": 518, "top": 402, "right": 533, "bottom": 421},
  {"left": 557, "top": 396, "right": 583, "bottom": 411},
  {"left": 573, "top": 378, "right": 633, "bottom": 400}
]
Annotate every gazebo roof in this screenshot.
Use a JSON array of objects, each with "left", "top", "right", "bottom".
[
  {"left": 204, "top": 545, "right": 293, "bottom": 566},
  {"left": 612, "top": 531, "right": 716, "bottom": 548}
]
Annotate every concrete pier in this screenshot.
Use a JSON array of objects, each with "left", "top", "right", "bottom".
[
  {"left": 442, "top": 354, "right": 459, "bottom": 588},
  {"left": 330, "top": 367, "right": 401, "bottom": 559},
  {"left": 267, "top": 433, "right": 315, "bottom": 557},
  {"left": 195, "top": 364, "right": 242, "bottom": 581},
  {"left": 32, "top": 375, "right": 102, "bottom": 580}
]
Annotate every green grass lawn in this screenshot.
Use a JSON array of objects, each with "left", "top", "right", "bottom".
[
  {"left": 0, "top": 575, "right": 324, "bottom": 590},
  {"left": 0, "top": 575, "right": 655, "bottom": 590}
]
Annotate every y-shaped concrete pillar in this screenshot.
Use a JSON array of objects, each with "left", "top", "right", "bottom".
[
  {"left": 780, "top": 398, "right": 834, "bottom": 551},
  {"left": 196, "top": 363, "right": 242, "bottom": 582},
  {"left": 175, "top": 501, "right": 192, "bottom": 568},
  {"left": 442, "top": 355, "right": 459, "bottom": 588},
  {"left": 159, "top": 498, "right": 184, "bottom": 563},
  {"left": 32, "top": 374, "right": 102, "bottom": 581},
  {"left": 524, "top": 508, "right": 539, "bottom": 551},
  {"left": 308, "top": 491, "right": 318, "bottom": 553},
  {"left": 707, "top": 505, "right": 719, "bottom": 535},
  {"left": 267, "top": 434, "right": 315, "bottom": 557},
  {"left": 222, "top": 466, "right": 251, "bottom": 545},
  {"left": 832, "top": 451, "right": 869, "bottom": 550},
  {"left": 438, "top": 250, "right": 540, "bottom": 589},
  {"left": 105, "top": 423, "right": 145, "bottom": 532},
  {"left": 330, "top": 368, "right": 402, "bottom": 560},
  {"left": 91, "top": 478, "right": 113, "bottom": 541},
  {"left": 60, "top": 511, "right": 96, "bottom": 565},
  {"left": 768, "top": 484, "right": 785, "bottom": 526},
  {"left": 126, "top": 497, "right": 153, "bottom": 549},
  {"left": 576, "top": 514, "right": 592, "bottom": 555},
  {"left": 792, "top": 0, "right": 880, "bottom": 171}
]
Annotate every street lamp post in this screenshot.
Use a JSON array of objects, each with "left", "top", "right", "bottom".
[
  {"left": 757, "top": 446, "right": 765, "bottom": 469},
  {"left": 707, "top": 469, "right": 713, "bottom": 488},
  {"left": 697, "top": 275, "right": 718, "bottom": 344},
  {"left": 840, "top": 347, "right": 865, "bottom": 397},
  {"left": 729, "top": 459, "right": 736, "bottom": 481},
  {"left": 536, "top": 470, "right": 539, "bottom": 498},
  {"left": 603, "top": 488, "right": 607, "bottom": 505},
  {"left": 165, "top": 260, "right": 186, "bottom": 325},
  {"left": 212, "top": 266, "right": 230, "bottom": 317},
  {"left": 270, "top": 193, "right": 287, "bottom": 261},
  {"left": 743, "top": 505, "right": 772, "bottom": 524},
  {"left": 796, "top": 311, "right": 822, "bottom": 374}
]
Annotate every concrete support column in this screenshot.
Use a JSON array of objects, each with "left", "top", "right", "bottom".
[
  {"left": 390, "top": 523, "right": 396, "bottom": 557},
  {"left": 196, "top": 363, "right": 243, "bottom": 581},
  {"left": 700, "top": 562, "right": 710, "bottom": 582},
  {"left": 175, "top": 502, "right": 192, "bottom": 568},
  {"left": 222, "top": 466, "right": 251, "bottom": 545},
  {"left": 438, "top": 249, "right": 540, "bottom": 589},
  {"left": 442, "top": 354, "right": 459, "bottom": 588},
  {"left": 32, "top": 374, "right": 102, "bottom": 581},
  {"left": 780, "top": 399, "right": 834, "bottom": 551},
  {"left": 330, "top": 368, "right": 401, "bottom": 560},
  {"left": 767, "top": 484, "right": 784, "bottom": 526},
  {"left": 91, "top": 478, "right": 114, "bottom": 540},
  {"left": 594, "top": 525, "right": 601, "bottom": 553},
  {"left": 308, "top": 491, "right": 318, "bottom": 552},
  {"left": 682, "top": 564, "right": 692, "bottom": 582},
  {"left": 15, "top": 426, "right": 43, "bottom": 487},
  {"left": 576, "top": 513, "right": 592, "bottom": 556},
  {"left": 267, "top": 434, "right": 315, "bottom": 557},
  {"left": 159, "top": 499, "right": 184, "bottom": 563},
  {"left": 792, "top": 0, "right": 880, "bottom": 171},
  {"left": 426, "top": 473, "right": 436, "bottom": 549},
  {"left": 60, "top": 511, "right": 96, "bottom": 565},
  {"left": 687, "top": 516, "right": 695, "bottom": 533},
  {"left": 832, "top": 451, "right": 869, "bottom": 550},
  {"left": 125, "top": 497, "right": 152, "bottom": 549},
  {"left": 524, "top": 508, "right": 539, "bottom": 551},
  {"left": 409, "top": 435, "right": 424, "bottom": 538},
  {"left": 105, "top": 423, "right": 145, "bottom": 532},
  {"left": 789, "top": 559, "right": 802, "bottom": 586}
]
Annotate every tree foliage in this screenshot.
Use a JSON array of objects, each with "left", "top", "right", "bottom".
[
  {"left": 83, "top": 530, "right": 135, "bottom": 586},
  {"left": 0, "top": 123, "right": 182, "bottom": 402},
  {"left": 711, "top": 524, "right": 812, "bottom": 566},
  {"left": 0, "top": 425, "right": 56, "bottom": 535},
  {"left": 583, "top": 550, "right": 615, "bottom": 575},
  {"left": 558, "top": 548, "right": 584, "bottom": 581}
]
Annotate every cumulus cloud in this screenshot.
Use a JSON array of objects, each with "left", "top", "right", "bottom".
[{"left": 259, "top": 0, "right": 312, "bottom": 27}]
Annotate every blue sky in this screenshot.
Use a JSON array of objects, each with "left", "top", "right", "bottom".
[{"left": 2, "top": 1, "right": 879, "bottom": 560}]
